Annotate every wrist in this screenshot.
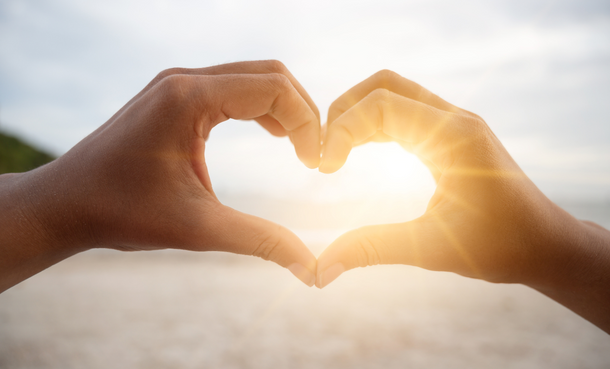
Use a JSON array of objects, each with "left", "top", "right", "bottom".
[
  {"left": 0, "top": 166, "right": 88, "bottom": 292},
  {"left": 526, "top": 212, "right": 590, "bottom": 289},
  {"left": 11, "top": 160, "right": 94, "bottom": 254},
  {"left": 525, "top": 211, "right": 610, "bottom": 331}
]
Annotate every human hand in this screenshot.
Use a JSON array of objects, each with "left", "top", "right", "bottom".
[
  {"left": 5, "top": 60, "right": 319, "bottom": 288},
  {"left": 315, "top": 70, "right": 606, "bottom": 296}
]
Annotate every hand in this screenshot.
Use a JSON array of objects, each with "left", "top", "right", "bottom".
[
  {"left": 315, "top": 70, "right": 610, "bottom": 331},
  {"left": 0, "top": 60, "right": 320, "bottom": 291}
]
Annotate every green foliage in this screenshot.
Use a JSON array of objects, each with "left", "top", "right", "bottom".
[{"left": 0, "top": 132, "right": 56, "bottom": 174}]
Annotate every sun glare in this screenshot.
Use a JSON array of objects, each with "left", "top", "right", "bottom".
[
  {"left": 208, "top": 122, "right": 437, "bottom": 238},
  {"left": 332, "top": 141, "right": 437, "bottom": 204}
]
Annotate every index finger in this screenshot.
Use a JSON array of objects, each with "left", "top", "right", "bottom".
[
  {"left": 319, "top": 88, "right": 477, "bottom": 173},
  {"left": 327, "top": 70, "right": 478, "bottom": 125},
  {"left": 107, "top": 60, "right": 320, "bottom": 138},
  {"left": 188, "top": 73, "right": 321, "bottom": 168},
  {"left": 192, "top": 60, "right": 321, "bottom": 122}
]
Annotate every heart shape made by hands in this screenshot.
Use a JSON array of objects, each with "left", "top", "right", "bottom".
[{"left": 225, "top": 69, "right": 539, "bottom": 291}]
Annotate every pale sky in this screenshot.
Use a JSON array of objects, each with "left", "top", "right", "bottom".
[{"left": 1, "top": 0, "right": 609, "bottom": 203}]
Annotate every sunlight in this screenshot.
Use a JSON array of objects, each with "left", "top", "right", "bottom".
[
  {"left": 233, "top": 281, "right": 300, "bottom": 349},
  {"left": 433, "top": 214, "right": 482, "bottom": 279},
  {"left": 323, "top": 141, "right": 437, "bottom": 202},
  {"left": 208, "top": 122, "right": 437, "bottom": 232}
]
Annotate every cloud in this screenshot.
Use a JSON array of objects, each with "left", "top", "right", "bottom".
[{"left": 0, "top": 0, "right": 608, "bottom": 200}]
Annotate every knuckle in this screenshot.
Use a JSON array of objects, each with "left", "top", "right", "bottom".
[
  {"left": 334, "top": 122, "right": 354, "bottom": 142},
  {"left": 154, "top": 67, "right": 187, "bottom": 83},
  {"left": 461, "top": 108, "right": 485, "bottom": 122},
  {"left": 251, "top": 227, "right": 283, "bottom": 261},
  {"left": 328, "top": 100, "right": 349, "bottom": 120},
  {"left": 267, "top": 72, "right": 291, "bottom": 88},
  {"left": 266, "top": 73, "right": 293, "bottom": 100},
  {"left": 459, "top": 115, "right": 488, "bottom": 139},
  {"left": 153, "top": 74, "right": 193, "bottom": 109},
  {"left": 374, "top": 69, "right": 399, "bottom": 87},
  {"left": 264, "top": 59, "right": 288, "bottom": 74},
  {"left": 158, "top": 74, "right": 189, "bottom": 96},
  {"left": 448, "top": 115, "right": 496, "bottom": 161},
  {"left": 270, "top": 73, "right": 292, "bottom": 88},
  {"left": 466, "top": 112, "right": 487, "bottom": 126},
  {"left": 368, "top": 88, "right": 391, "bottom": 103},
  {"left": 416, "top": 85, "right": 431, "bottom": 101}
]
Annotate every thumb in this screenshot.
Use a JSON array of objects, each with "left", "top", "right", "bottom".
[
  {"left": 206, "top": 205, "right": 317, "bottom": 287},
  {"left": 316, "top": 218, "right": 447, "bottom": 288}
]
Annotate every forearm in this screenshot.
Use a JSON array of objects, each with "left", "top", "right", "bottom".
[
  {"left": 529, "top": 220, "right": 610, "bottom": 333},
  {"left": 0, "top": 165, "right": 87, "bottom": 293}
]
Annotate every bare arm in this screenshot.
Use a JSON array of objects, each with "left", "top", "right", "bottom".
[
  {"left": 0, "top": 60, "right": 321, "bottom": 293},
  {"left": 530, "top": 220, "right": 610, "bottom": 331},
  {"left": 0, "top": 171, "right": 88, "bottom": 292}
]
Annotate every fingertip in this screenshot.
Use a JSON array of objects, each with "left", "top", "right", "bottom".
[
  {"left": 290, "top": 124, "right": 321, "bottom": 169},
  {"left": 316, "top": 262, "right": 346, "bottom": 289},
  {"left": 301, "top": 154, "right": 320, "bottom": 169},
  {"left": 277, "top": 230, "right": 318, "bottom": 286},
  {"left": 318, "top": 153, "right": 344, "bottom": 174},
  {"left": 316, "top": 239, "right": 349, "bottom": 288},
  {"left": 318, "top": 149, "right": 336, "bottom": 173},
  {"left": 318, "top": 162, "right": 338, "bottom": 174},
  {"left": 288, "top": 263, "right": 316, "bottom": 287},
  {"left": 277, "top": 229, "right": 317, "bottom": 286},
  {"left": 318, "top": 132, "right": 351, "bottom": 173},
  {"left": 315, "top": 228, "right": 372, "bottom": 288}
]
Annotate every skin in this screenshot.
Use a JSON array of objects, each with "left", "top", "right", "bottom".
[
  {"left": 0, "top": 60, "right": 321, "bottom": 292},
  {"left": 315, "top": 69, "right": 610, "bottom": 333},
  {"left": 1, "top": 62, "right": 608, "bottom": 333}
]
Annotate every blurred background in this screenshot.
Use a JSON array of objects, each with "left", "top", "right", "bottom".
[{"left": 1, "top": 0, "right": 609, "bottom": 368}]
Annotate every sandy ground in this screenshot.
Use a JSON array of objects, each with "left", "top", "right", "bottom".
[
  {"left": 1, "top": 244, "right": 609, "bottom": 369},
  {"left": 1, "top": 202, "right": 609, "bottom": 368}
]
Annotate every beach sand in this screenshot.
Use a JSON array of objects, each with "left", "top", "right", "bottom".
[
  {"left": 1, "top": 246, "right": 609, "bottom": 368},
  {"left": 1, "top": 201, "right": 609, "bottom": 368}
]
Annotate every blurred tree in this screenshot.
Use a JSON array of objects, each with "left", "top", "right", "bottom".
[{"left": 0, "top": 132, "right": 56, "bottom": 174}]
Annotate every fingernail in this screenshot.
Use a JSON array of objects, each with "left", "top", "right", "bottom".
[
  {"left": 317, "top": 263, "right": 345, "bottom": 289},
  {"left": 288, "top": 263, "right": 316, "bottom": 287}
]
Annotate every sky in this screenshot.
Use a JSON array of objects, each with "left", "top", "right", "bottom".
[{"left": 1, "top": 0, "right": 609, "bottom": 208}]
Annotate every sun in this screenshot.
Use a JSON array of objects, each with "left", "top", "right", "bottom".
[{"left": 340, "top": 141, "right": 437, "bottom": 200}]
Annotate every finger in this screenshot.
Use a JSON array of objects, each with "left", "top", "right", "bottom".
[
  {"left": 255, "top": 115, "right": 288, "bottom": 137},
  {"left": 208, "top": 205, "right": 317, "bottom": 287},
  {"left": 316, "top": 218, "right": 453, "bottom": 288},
  {"left": 319, "top": 88, "right": 472, "bottom": 173},
  {"left": 195, "top": 73, "right": 321, "bottom": 168},
  {"left": 105, "top": 60, "right": 320, "bottom": 137},
  {"left": 327, "top": 69, "right": 477, "bottom": 126},
  {"left": 189, "top": 60, "right": 321, "bottom": 122}
]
